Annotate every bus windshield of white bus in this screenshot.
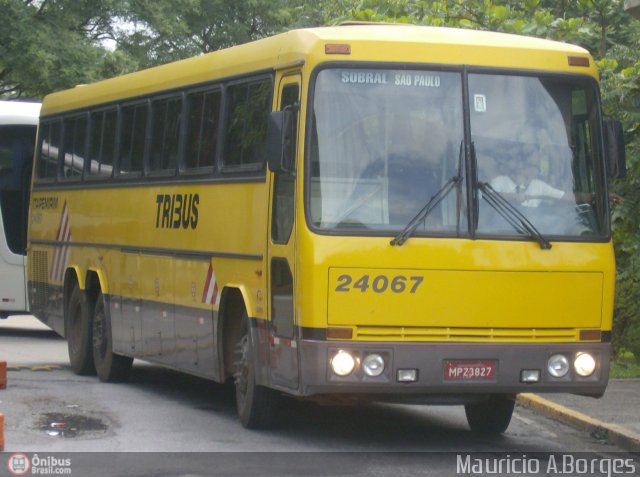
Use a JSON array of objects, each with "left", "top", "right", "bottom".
[
  {"left": 309, "top": 67, "right": 607, "bottom": 241},
  {"left": 0, "top": 121, "right": 36, "bottom": 255}
]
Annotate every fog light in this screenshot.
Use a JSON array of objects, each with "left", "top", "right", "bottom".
[
  {"left": 362, "top": 354, "right": 385, "bottom": 377},
  {"left": 330, "top": 350, "right": 356, "bottom": 377},
  {"left": 397, "top": 369, "right": 418, "bottom": 383},
  {"left": 521, "top": 369, "right": 541, "bottom": 383},
  {"left": 548, "top": 354, "right": 569, "bottom": 378},
  {"left": 574, "top": 352, "right": 596, "bottom": 377}
]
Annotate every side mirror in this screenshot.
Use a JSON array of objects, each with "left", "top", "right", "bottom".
[
  {"left": 266, "top": 110, "right": 295, "bottom": 174},
  {"left": 604, "top": 119, "right": 626, "bottom": 179}
]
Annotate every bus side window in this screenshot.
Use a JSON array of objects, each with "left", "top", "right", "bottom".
[
  {"left": 88, "top": 109, "right": 117, "bottom": 179},
  {"left": 101, "top": 110, "right": 117, "bottom": 178},
  {"left": 37, "top": 120, "right": 60, "bottom": 181},
  {"left": 223, "top": 78, "right": 271, "bottom": 170},
  {"left": 119, "top": 103, "right": 148, "bottom": 177},
  {"left": 62, "top": 115, "right": 87, "bottom": 180},
  {"left": 149, "top": 96, "right": 182, "bottom": 175},
  {"left": 185, "top": 89, "right": 221, "bottom": 173}
]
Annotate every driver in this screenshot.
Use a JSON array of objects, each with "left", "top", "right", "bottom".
[{"left": 489, "top": 160, "right": 564, "bottom": 207}]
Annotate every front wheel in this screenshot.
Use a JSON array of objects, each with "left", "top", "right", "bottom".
[
  {"left": 67, "top": 285, "right": 95, "bottom": 376},
  {"left": 93, "top": 292, "right": 133, "bottom": 382},
  {"left": 234, "top": 313, "right": 280, "bottom": 429},
  {"left": 465, "top": 394, "right": 515, "bottom": 434}
]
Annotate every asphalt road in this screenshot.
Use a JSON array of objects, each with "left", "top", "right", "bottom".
[{"left": 0, "top": 316, "right": 637, "bottom": 477}]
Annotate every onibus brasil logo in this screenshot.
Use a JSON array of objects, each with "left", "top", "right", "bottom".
[
  {"left": 7, "top": 453, "right": 30, "bottom": 476},
  {"left": 6, "top": 453, "right": 72, "bottom": 475}
]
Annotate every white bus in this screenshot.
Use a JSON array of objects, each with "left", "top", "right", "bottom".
[{"left": 0, "top": 100, "right": 40, "bottom": 318}]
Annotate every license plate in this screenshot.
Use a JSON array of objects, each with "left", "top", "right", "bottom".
[{"left": 444, "top": 360, "right": 497, "bottom": 381}]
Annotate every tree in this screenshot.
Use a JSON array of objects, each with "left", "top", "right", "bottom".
[
  {"left": 117, "top": 0, "right": 302, "bottom": 67},
  {"left": 600, "top": 55, "right": 640, "bottom": 359},
  {"left": 0, "top": 0, "right": 134, "bottom": 99}
]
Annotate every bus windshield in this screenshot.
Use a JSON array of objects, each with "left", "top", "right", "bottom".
[
  {"left": 309, "top": 68, "right": 465, "bottom": 234},
  {"left": 471, "top": 74, "right": 606, "bottom": 239},
  {"left": 309, "top": 68, "right": 607, "bottom": 240},
  {"left": 0, "top": 125, "right": 35, "bottom": 255}
]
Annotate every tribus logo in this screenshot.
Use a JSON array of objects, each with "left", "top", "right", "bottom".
[{"left": 7, "top": 453, "right": 31, "bottom": 475}]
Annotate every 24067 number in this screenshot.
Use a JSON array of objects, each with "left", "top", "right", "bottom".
[{"left": 335, "top": 274, "right": 424, "bottom": 294}]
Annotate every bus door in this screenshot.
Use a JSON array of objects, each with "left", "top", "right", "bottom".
[{"left": 267, "top": 74, "right": 300, "bottom": 390}]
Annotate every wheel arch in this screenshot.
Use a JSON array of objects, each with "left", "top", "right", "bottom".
[
  {"left": 63, "top": 267, "right": 104, "bottom": 339},
  {"left": 217, "top": 285, "right": 262, "bottom": 381},
  {"left": 218, "top": 286, "right": 246, "bottom": 380},
  {"left": 85, "top": 268, "right": 106, "bottom": 308}
]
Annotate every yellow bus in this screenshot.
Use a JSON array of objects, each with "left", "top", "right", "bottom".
[{"left": 28, "top": 24, "right": 625, "bottom": 433}]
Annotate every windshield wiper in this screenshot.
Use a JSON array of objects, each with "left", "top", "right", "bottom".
[
  {"left": 390, "top": 174, "right": 461, "bottom": 246},
  {"left": 391, "top": 142, "right": 464, "bottom": 247},
  {"left": 478, "top": 182, "right": 552, "bottom": 250}
]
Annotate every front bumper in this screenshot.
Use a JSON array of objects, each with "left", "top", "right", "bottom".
[{"left": 293, "top": 340, "right": 609, "bottom": 398}]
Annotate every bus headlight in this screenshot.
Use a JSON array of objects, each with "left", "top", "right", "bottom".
[
  {"left": 362, "top": 354, "right": 385, "bottom": 377},
  {"left": 574, "top": 353, "right": 596, "bottom": 377},
  {"left": 330, "top": 350, "right": 356, "bottom": 377},
  {"left": 547, "top": 354, "right": 569, "bottom": 378}
]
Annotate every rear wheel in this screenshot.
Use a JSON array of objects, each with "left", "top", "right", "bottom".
[
  {"left": 465, "top": 394, "right": 515, "bottom": 434},
  {"left": 234, "top": 312, "right": 280, "bottom": 429},
  {"left": 92, "top": 292, "right": 133, "bottom": 382},
  {"left": 67, "top": 285, "right": 95, "bottom": 375}
]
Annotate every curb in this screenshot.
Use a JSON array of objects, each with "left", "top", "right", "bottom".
[{"left": 517, "top": 393, "right": 640, "bottom": 452}]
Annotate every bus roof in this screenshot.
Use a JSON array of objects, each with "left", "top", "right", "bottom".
[
  {"left": 41, "top": 24, "right": 595, "bottom": 116},
  {"left": 0, "top": 100, "right": 40, "bottom": 126},
  {"left": 309, "top": 23, "right": 589, "bottom": 52}
]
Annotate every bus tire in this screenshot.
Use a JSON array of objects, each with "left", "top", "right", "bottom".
[
  {"left": 234, "top": 312, "right": 279, "bottom": 429},
  {"left": 465, "top": 394, "right": 515, "bottom": 434},
  {"left": 92, "top": 292, "right": 133, "bottom": 383},
  {"left": 67, "top": 285, "right": 95, "bottom": 376}
]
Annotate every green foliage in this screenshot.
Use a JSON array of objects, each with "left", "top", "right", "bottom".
[
  {"left": 598, "top": 44, "right": 640, "bottom": 361},
  {"left": 0, "top": 0, "right": 306, "bottom": 96},
  {"left": 309, "top": 0, "right": 638, "bottom": 59},
  {"left": 0, "top": 0, "right": 130, "bottom": 98},
  {"left": 610, "top": 359, "right": 640, "bottom": 378},
  {"left": 118, "top": 0, "right": 301, "bottom": 67}
]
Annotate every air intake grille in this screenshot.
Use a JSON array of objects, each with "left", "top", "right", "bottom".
[
  {"left": 355, "top": 326, "right": 579, "bottom": 342},
  {"left": 30, "top": 250, "right": 49, "bottom": 309}
]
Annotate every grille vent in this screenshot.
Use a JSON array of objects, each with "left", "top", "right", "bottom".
[
  {"left": 355, "top": 326, "right": 579, "bottom": 342},
  {"left": 30, "top": 250, "right": 49, "bottom": 310}
]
